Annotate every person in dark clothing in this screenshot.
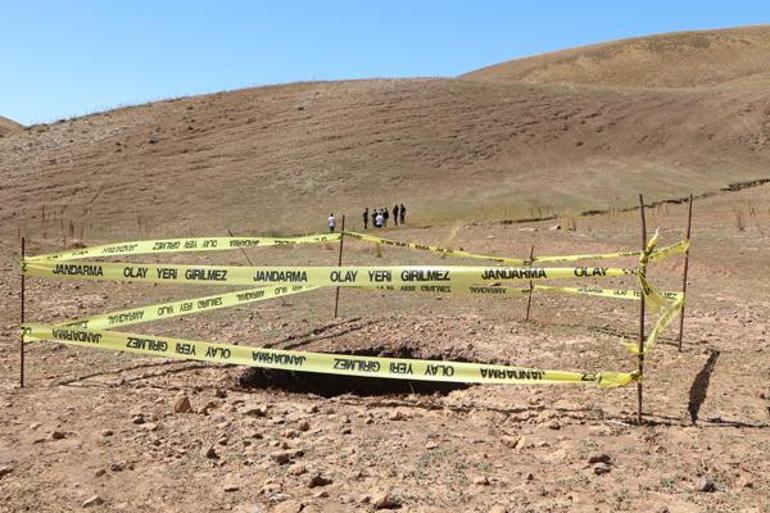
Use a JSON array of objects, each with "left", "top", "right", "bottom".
[
  {"left": 399, "top": 204, "right": 406, "bottom": 225},
  {"left": 393, "top": 205, "right": 399, "bottom": 226},
  {"left": 383, "top": 208, "right": 389, "bottom": 227},
  {"left": 362, "top": 208, "right": 369, "bottom": 230}
]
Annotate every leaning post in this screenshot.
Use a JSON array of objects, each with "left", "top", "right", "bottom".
[
  {"left": 20, "top": 236, "right": 26, "bottom": 388},
  {"left": 677, "top": 194, "right": 693, "bottom": 351},
  {"left": 333, "top": 215, "right": 346, "bottom": 318},
  {"left": 525, "top": 244, "right": 535, "bottom": 322},
  {"left": 637, "top": 194, "right": 647, "bottom": 425}
]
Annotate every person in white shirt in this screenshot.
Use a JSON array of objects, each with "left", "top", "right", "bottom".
[
  {"left": 375, "top": 211, "right": 384, "bottom": 228},
  {"left": 328, "top": 214, "right": 336, "bottom": 233}
]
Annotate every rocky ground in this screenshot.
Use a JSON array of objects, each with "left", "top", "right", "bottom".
[{"left": 1, "top": 189, "right": 770, "bottom": 513}]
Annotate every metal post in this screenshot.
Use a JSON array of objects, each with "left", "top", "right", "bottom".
[
  {"left": 637, "top": 194, "right": 646, "bottom": 425},
  {"left": 525, "top": 244, "right": 535, "bottom": 322},
  {"left": 333, "top": 215, "right": 345, "bottom": 318},
  {"left": 20, "top": 236, "right": 25, "bottom": 388},
  {"left": 677, "top": 194, "right": 693, "bottom": 351}
]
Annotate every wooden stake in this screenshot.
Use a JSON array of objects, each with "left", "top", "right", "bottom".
[
  {"left": 637, "top": 194, "right": 646, "bottom": 425},
  {"left": 525, "top": 244, "right": 535, "bottom": 322},
  {"left": 677, "top": 194, "right": 693, "bottom": 351},
  {"left": 333, "top": 215, "right": 345, "bottom": 318},
  {"left": 227, "top": 229, "right": 254, "bottom": 266},
  {"left": 20, "top": 236, "right": 25, "bottom": 388}
]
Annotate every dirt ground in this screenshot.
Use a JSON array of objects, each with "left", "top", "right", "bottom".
[{"left": 1, "top": 186, "right": 769, "bottom": 513}]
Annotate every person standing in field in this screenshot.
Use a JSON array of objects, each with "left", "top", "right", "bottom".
[
  {"left": 362, "top": 208, "right": 369, "bottom": 230},
  {"left": 328, "top": 213, "right": 336, "bottom": 233},
  {"left": 375, "top": 210, "right": 384, "bottom": 228},
  {"left": 393, "top": 204, "right": 399, "bottom": 226},
  {"left": 383, "top": 207, "right": 389, "bottom": 227},
  {"left": 400, "top": 204, "right": 406, "bottom": 225}
]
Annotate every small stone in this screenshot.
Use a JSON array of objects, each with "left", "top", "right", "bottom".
[
  {"left": 524, "top": 472, "right": 535, "bottom": 482},
  {"left": 131, "top": 415, "right": 145, "bottom": 425},
  {"left": 202, "top": 446, "right": 219, "bottom": 460},
  {"left": 588, "top": 453, "right": 612, "bottom": 465},
  {"left": 0, "top": 465, "right": 13, "bottom": 478},
  {"left": 549, "top": 224, "right": 561, "bottom": 231},
  {"left": 472, "top": 475, "right": 490, "bottom": 485},
  {"left": 308, "top": 473, "right": 333, "bottom": 488},
  {"left": 298, "top": 420, "right": 311, "bottom": 432},
  {"left": 272, "top": 500, "right": 302, "bottom": 513},
  {"left": 94, "top": 469, "right": 106, "bottom": 477},
  {"left": 696, "top": 475, "right": 716, "bottom": 492},
  {"left": 82, "top": 495, "right": 103, "bottom": 508},
  {"left": 388, "top": 410, "right": 405, "bottom": 421},
  {"left": 656, "top": 507, "right": 671, "bottom": 513},
  {"left": 425, "top": 441, "right": 438, "bottom": 450},
  {"left": 101, "top": 430, "right": 113, "bottom": 437},
  {"left": 223, "top": 483, "right": 240, "bottom": 492},
  {"left": 142, "top": 422, "right": 158, "bottom": 432},
  {"left": 270, "top": 449, "right": 303, "bottom": 465},
  {"left": 287, "top": 463, "right": 307, "bottom": 476},
  {"left": 241, "top": 404, "right": 268, "bottom": 417},
  {"left": 110, "top": 462, "right": 125, "bottom": 472},
  {"left": 500, "top": 436, "right": 519, "bottom": 449},
  {"left": 51, "top": 430, "right": 67, "bottom": 440},
  {"left": 547, "top": 420, "right": 561, "bottom": 430},
  {"left": 489, "top": 506, "right": 508, "bottom": 513},
  {"left": 215, "top": 389, "right": 227, "bottom": 398},
  {"left": 593, "top": 462, "right": 611, "bottom": 475},
  {"left": 313, "top": 490, "right": 329, "bottom": 498},
  {"left": 173, "top": 395, "right": 193, "bottom": 413},
  {"left": 372, "top": 490, "right": 401, "bottom": 510},
  {"left": 218, "top": 435, "right": 229, "bottom": 446}
]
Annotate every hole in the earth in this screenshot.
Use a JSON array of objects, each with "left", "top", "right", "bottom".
[{"left": 238, "top": 345, "right": 471, "bottom": 397}]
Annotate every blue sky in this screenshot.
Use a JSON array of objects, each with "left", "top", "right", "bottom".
[{"left": 2, "top": 1, "right": 768, "bottom": 125}]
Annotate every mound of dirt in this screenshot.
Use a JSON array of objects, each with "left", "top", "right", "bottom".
[{"left": 463, "top": 25, "right": 770, "bottom": 88}]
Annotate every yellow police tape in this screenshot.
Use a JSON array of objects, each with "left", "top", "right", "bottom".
[
  {"left": 624, "top": 297, "right": 685, "bottom": 355},
  {"left": 21, "top": 323, "right": 637, "bottom": 388},
  {"left": 532, "top": 285, "right": 683, "bottom": 302},
  {"left": 21, "top": 231, "right": 689, "bottom": 388},
  {"left": 23, "top": 261, "right": 637, "bottom": 287},
  {"left": 26, "top": 230, "right": 688, "bottom": 267},
  {"left": 25, "top": 233, "right": 342, "bottom": 263},
  {"left": 59, "top": 285, "right": 321, "bottom": 330},
  {"left": 346, "top": 231, "right": 689, "bottom": 265}
]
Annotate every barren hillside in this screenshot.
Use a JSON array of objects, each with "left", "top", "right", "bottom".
[
  {"left": 0, "top": 115, "right": 22, "bottom": 137},
  {"left": 1, "top": 27, "right": 769, "bottom": 242},
  {"left": 463, "top": 25, "right": 770, "bottom": 89}
]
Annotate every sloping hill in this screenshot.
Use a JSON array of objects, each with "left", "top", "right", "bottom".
[
  {"left": 0, "top": 115, "right": 22, "bottom": 137},
  {"left": 1, "top": 27, "right": 770, "bottom": 240},
  {"left": 463, "top": 26, "right": 770, "bottom": 88}
]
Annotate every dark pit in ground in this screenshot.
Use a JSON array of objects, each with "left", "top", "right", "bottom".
[{"left": 238, "top": 345, "right": 471, "bottom": 397}]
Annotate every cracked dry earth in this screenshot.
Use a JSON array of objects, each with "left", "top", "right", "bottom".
[{"left": 2, "top": 192, "right": 770, "bottom": 513}]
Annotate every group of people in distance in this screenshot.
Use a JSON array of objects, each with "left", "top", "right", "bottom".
[
  {"left": 363, "top": 204, "right": 405, "bottom": 230},
  {"left": 326, "top": 204, "right": 407, "bottom": 233}
]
